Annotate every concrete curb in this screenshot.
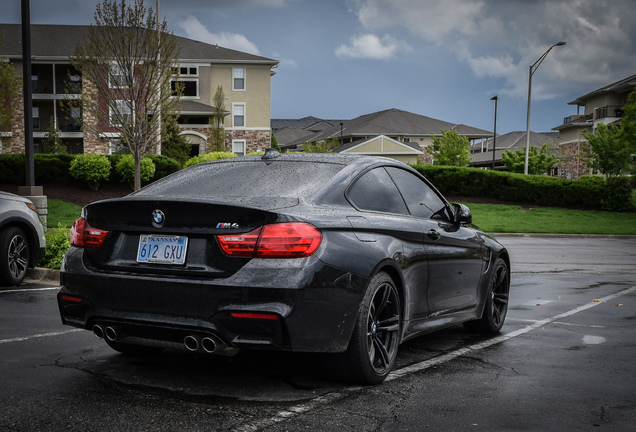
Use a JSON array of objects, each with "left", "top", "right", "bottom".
[{"left": 26, "top": 267, "right": 60, "bottom": 284}]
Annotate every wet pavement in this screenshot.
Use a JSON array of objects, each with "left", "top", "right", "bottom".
[{"left": 1, "top": 236, "right": 635, "bottom": 431}]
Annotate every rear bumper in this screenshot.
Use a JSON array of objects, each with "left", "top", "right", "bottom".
[{"left": 58, "top": 247, "right": 367, "bottom": 353}]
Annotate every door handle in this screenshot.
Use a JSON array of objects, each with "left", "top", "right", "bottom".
[{"left": 427, "top": 229, "right": 441, "bottom": 240}]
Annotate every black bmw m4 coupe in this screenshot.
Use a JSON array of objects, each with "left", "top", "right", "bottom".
[{"left": 58, "top": 151, "right": 510, "bottom": 384}]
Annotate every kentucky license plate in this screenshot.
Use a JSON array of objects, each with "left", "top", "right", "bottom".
[{"left": 137, "top": 235, "right": 188, "bottom": 265}]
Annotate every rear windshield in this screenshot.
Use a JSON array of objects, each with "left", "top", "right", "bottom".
[{"left": 135, "top": 160, "right": 346, "bottom": 199}]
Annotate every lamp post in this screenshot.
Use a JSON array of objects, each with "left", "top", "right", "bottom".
[
  {"left": 490, "top": 96, "right": 498, "bottom": 170},
  {"left": 524, "top": 41, "right": 566, "bottom": 175},
  {"left": 339, "top": 122, "right": 344, "bottom": 145}
]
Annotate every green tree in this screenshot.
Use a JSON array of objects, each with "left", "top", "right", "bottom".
[
  {"left": 116, "top": 154, "right": 155, "bottom": 188},
  {"left": 271, "top": 133, "right": 282, "bottom": 152},
  {"left": 0, "top": 34, "right": 21, "bottom": 131},
  {"left": 582, "top": 123, "right": 633, "bottom": 177},
  {"left": 302, "top": 138, "right": 338, "bottom": 153},
  {"left": 502, "top": 143, "right": 559, "bottom": 175},
  {"left": 426, "top": 129, "right": 471, "bottom": 166},
  {"left": 160, "top": 115, "right": 191, "bottom": 167},
  {"left": 70, "top": 0, "right": 181, "bottom": 190},
  {"left": 614, "top": 88, "right": 636, "bottom": 174},
  {"left": 41, "top": 117, "right": 67, "bottom": 154},
  {"left": 209, "top": 85, "right": 227, "bottom": 152}
]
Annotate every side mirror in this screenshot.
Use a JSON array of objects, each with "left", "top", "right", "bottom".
[{"left": 452, "top": 203, "right": 472, "bottom": 225}]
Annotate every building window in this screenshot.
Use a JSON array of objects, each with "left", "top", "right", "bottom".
[
  {"left": 32, "top": 107, "right": 40, "bottom": 130},
  {"left": 171, "top": 80, "right": 198, "bottom": 97},
  {"left": 110, "top": 100, "right": 132, "bottom": 126},
  {"left": 233, "top": 104, "right": 245, "bottom": 127},
  {"left": 32, "top": 75, "right": 39, "bottom": 93},
  {"left": 69, "top": 107, "right": 82, "bottom": 131},
  {"left": 233, "top": 67, "right": 245, "bottom": 91},
  {"left": 171, "top": 65, "right": 198, "bottom": 97},
  {"left": 174, "top": 66, "right": 198, "bottom": 77},
  {"left": 109, "top": 139, "right": 125, "bottom": 155},
  {"left": 109, "top": 64, "right": 131, "bottom": 88},
  {"left": 232, "top": 140, "right": 246, "bottom": 156}
]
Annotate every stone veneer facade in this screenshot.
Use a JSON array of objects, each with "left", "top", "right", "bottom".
[{"left": 555, "top": 141, "right": 591, "bottom": 180}]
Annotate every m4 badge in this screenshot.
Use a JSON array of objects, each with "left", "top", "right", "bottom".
[{"left": 216, "top": 223, "right": 240, "bottom": 229}]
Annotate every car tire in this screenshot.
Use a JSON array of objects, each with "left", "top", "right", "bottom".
[
  {"left": 0, "top": 227, "right": 30, "bottom": 286},
  {"left": 341, "top": 272, "right": 401, "bottom": 385},
  {"left": 464, "top": 257, "right": 510, "bottom": 333},
  {"left": 105, "top": 338, "right": 164, "bottom": 356}
]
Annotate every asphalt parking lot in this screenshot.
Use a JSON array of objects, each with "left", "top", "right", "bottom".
[{"left": 1, "top": 236, "right": 635, "bottom": 431}]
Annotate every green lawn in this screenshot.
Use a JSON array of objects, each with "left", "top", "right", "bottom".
[
  {"left": 45, "top": 198, "right": 636, "bottom": 235},
  {"left": 47, "top": 199, "right": 82, "bottom": 228},
  {"left": 467, "top": 203, "right": 636, "bottom": 235}
]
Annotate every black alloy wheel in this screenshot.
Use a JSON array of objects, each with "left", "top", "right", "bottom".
[
  {"left": 343, "top": 272, "right": 401, "bottom": 385},
  {"left": 0, "top": 227, "right": 30, "bottom": 286},
  {"left": 464, "top": 257, "right": 510, "bottom": 333}
]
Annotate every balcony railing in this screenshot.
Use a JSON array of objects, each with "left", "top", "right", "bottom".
[{"left": 595, "top": 105, "right": 624, "bottom": 120}]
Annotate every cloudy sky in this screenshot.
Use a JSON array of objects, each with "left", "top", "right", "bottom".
[{"left": 4, "top": 0, "right": 636, "bottom": 134}]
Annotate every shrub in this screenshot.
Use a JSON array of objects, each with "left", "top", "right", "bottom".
[
  {"left": 411, "top": 165, "right": 607, "bottom": 209},
  {"left": 34, "top": 154, "right": 76, "bottom": 184},
  {"left": 602, "top": 176, "right": 633, "bottom": 212},
  {"left": 115, "top": 154, "right": 156, "bottom": 188},
  {"left": 146, "top": 154, "right": 181, "bottom": 180},
  {"left": 38, "top": 224, "right": 70, "bottom": 270},
  {"left": 0, "top": 154, "right": 27, "bottom": 184},
  {"left": 184, "top": 152, "right": 237, "bottom": 168},
  {"left": 69, "top": 154, "right": 111, "bottom": 191}
]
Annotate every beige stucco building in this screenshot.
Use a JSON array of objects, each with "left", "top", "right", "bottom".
[
  {"left": 0, "top": 24, "right": 279, "bottom": 157},
  {"left": 552, "top": 74, "right": 635, "bottom": 179}
]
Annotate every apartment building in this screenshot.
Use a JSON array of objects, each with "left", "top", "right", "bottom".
[
  {"left": 552, "top": 74, "right": 636, "bottom": 179},
  {"left": 0, "top": 24, "right": 278, "bottom": 157}
]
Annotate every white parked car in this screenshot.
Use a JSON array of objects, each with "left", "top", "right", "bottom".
[{"left": 0, "top": 192, "right": 46, "bottom": 286}]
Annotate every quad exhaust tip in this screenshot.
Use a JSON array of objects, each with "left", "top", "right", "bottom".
[
  {"left": 104, "top": 326, "right": 119, "bottom": 342},
  {"left": 184, "top": 335, "right": 200, "bottom": 352},
  {"left": 92, "top": 325, "right": 104, "bottom": 339}
]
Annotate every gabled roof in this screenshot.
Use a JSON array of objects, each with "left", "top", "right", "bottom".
[
  {"left": 178, "top": 100, "right": 216, "bottom": 115},
  {"left": 0, "top": 23, "right": 278, "bottom": 65},
  {"left": 284, "top": 108, "right": 492, "bottom": 147},
  {"left": 272, "top": 126, "right": 316, "bottom": 146},
  {"left": 469, "top": 131, "right": 558, "bottom": 165},
  {"left": 271, "top": 117, "right": 343, "bottom": 132},
  {"left": 568, "top": 73, "right": 636, "bottom": 106},
  {"left": 333, "top": 135, "right": 423, "bottom": 155}
]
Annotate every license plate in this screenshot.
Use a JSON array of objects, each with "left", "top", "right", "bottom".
[{"left": 137, "top": 235, "right": 188, "bottom": 265}]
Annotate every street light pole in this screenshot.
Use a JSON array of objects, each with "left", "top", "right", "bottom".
[
  {"left": 490, "top": 95, "right": 498, "bottom": 170},
  {"left": 524, "top": 41, "right": 566, "bottom": 175}
]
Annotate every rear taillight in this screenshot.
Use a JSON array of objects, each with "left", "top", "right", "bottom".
[
  {"left": 70, "top": 217, "right": 110, "bottom": 249},
  {"left": 217, "top": 223, "right": 322, "bottom": 258}
]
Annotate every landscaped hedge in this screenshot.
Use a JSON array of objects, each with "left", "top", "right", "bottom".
[
  {"left": 411, "top": 165, "right": 621, "bottom": 210},
  {"left": 0, "top": 153, "right": 181, "bottom": 186},
  {"left": 0, "top": 154, "right": 76, "bottom": 184}
]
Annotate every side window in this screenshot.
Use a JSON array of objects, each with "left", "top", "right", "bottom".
[
  {"left": 386, "top": 167, "right": 449, "bottom": 220},
  {"left": 233, "top": 67, "right": 245, "bottom": 90},
  {"left": 348, "top": 168, "right": 408, "bottom": 215}
]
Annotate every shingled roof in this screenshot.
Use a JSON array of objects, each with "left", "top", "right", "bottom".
[
  {"left": 568, "top": 73, "right": 636, "bottom": 106},
  {"left": 283, "top": 108, "right": 492, "bottom": 148},
  {"left": 0, "top": 23, "right": 278, "bottom": 65}
]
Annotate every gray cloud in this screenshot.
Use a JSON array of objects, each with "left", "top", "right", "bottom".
[{"left": 348, "top": 0, "right": 636, "bottom": 99}]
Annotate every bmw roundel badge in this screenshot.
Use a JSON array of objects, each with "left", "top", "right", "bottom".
[{"left": 152, "top": 209, "right": 165, "bottom": 226}]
